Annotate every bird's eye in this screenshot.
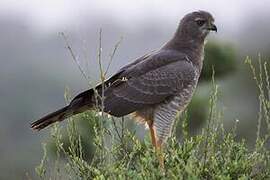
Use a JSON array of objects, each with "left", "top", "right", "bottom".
[{"left": 196, "top": 19, "right": 206, "bottom": 26}]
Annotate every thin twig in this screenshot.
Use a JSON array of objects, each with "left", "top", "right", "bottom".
[
  {"left": 121, "top": 117, "right": 124, "bottom": 142},
  {"left": 203, "top": 69, "right": 217, "bottom": 170},
  {"left": 97, "top": 29, "right": 105, "bottom": 116},
  {"left": 111, "top": 117, "right": 122, "bottom": 143},
  {"left": 60, "top": 32, "right": 90, "bottom": 83},
  {"left": 104, "top": 37, "right": 123, "bottom": 76}
]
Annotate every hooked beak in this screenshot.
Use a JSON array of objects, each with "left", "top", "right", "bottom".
[{"left": 208, "top": 23, "right": 217, "bottom": 32}]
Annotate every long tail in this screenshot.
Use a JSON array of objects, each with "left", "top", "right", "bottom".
[
  {"left": 31, "top": 89, "right": 95, "bottom": 131},
  {"left": 31, "top": 106, "right": 71, "bottom": 130}
]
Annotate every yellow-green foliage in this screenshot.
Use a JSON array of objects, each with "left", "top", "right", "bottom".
[{"left": 35, "top": 57, "right": 269, "bottom": 180}]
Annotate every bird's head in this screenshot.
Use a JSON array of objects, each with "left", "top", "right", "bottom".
[{"left": 178, "top": 10, "right": 217, "bottom": 40}]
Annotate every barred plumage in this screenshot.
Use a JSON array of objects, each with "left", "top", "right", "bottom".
[{"left": 153, "top": 81, "right": 198, "bottom": 142}]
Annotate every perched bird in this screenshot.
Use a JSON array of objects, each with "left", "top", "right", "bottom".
[{"left": 31, "top": 10, "right": 217, "bottom": 167}]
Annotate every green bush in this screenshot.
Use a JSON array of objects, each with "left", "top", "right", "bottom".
[
  {"left": 201, "top": 41, "right": 237, "bottom": 81},
  {"left": 34, "top": 57, "right": 270, "bottom": 180}
]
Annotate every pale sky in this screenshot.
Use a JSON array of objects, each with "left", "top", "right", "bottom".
[{"left": 0, "top": 0, "right": 269, "bottom": 33}]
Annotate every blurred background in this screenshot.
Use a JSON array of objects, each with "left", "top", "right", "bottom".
[{"left": 0, "top": 0, "right": 270, "bottom": 179}]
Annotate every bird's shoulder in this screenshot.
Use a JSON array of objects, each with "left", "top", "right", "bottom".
[
  {"left": 118, "top": 49, "right": 192, "bottom": 78},
  {"left": 102, "top": 49, "right": 197, "bottom": 92}
]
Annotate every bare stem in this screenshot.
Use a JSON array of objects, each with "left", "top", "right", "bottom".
[
  {"left": 60, "top": 32, "right": 90, "bottom": 84},
  {"left": 104, "top": 37, "right": 123, "bottom": 76}
]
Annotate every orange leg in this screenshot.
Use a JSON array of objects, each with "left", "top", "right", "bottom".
[
  {"left": 147, "top": 121, "right": 164, "bottom": 169},
  {"left": 156, "top": 140, "right": 164, "bottom": 169}
]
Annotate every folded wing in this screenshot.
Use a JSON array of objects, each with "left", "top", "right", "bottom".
[{"left": 102, "top": 50, "right": 196, "bottom": 116}]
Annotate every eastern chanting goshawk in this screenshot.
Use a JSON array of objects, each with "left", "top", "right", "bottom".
[{"left": 32, "top": 10, "right": 217, "bottom": 167}]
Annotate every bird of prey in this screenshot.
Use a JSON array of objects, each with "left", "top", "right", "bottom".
[{"left": 31, "top": 10, "right": 217, "bottom": 167}]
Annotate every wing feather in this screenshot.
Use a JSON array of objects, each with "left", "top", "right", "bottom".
[{"left": 102, "top": 50, "right": 196, "bottom": 117}]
